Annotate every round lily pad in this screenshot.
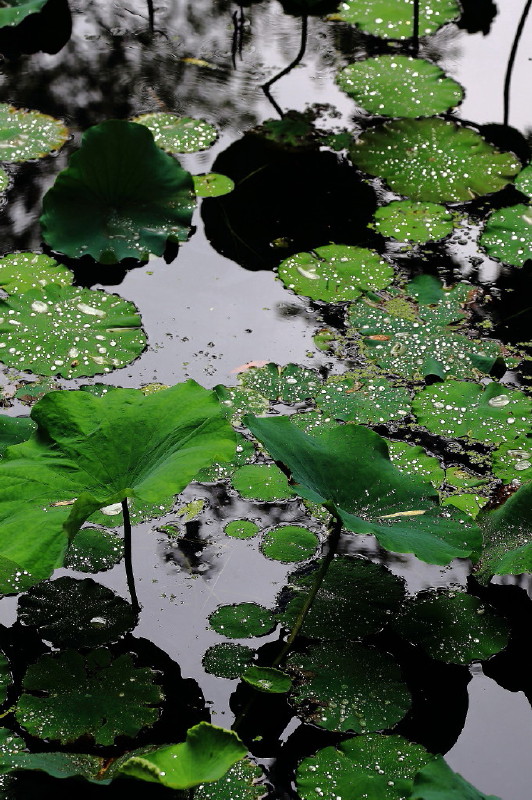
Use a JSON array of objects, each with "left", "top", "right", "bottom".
[
  {"left": 515, "top": 163, "right": 532, "bottom": 198},
  {"left": 231, "top": 464, "right": 294, "bottom": 501},
  {"left": 0, "top": 0, "right": 49, "bottom": 27},
  {"left": 336, "top": 56, "right": 463, "bottom": 118},
  {"left": 193, "top": 173, "right": 234, "bottom": 198},
  {"left": 277, "top": 244, "right": 394, "bottom": 302},
  {"left": 238, "top": 362, "right": 323, "bottom": 405},
  {"left": 195, "top": 759, "right": 265, "bottom": 800},
  {"left": 63, "top": 526, "right": 124, "bottom": 573},
  {"left": 202, "top": 643, "right": 255, "bottom": 679},
  {"left": 480, "top": 203, "right": 532, "bottom": 267},
  {"left": 316, "top": 376, "right": 411, "bottom": 424},
  {"left": 224, "top": 519, "right": 261, "bottom": 539},
  {"left": 0, "top": 284, "right": 146, "bottom": 379},
  {"left": 208, "top": 602, "right": 276, "bottom": 639},
  {"left": 261, "top": 525, "right": 319, "bottom": 562},
  {"left": 0, "top": 103, "right": 68, "bottom": 162},
  {"left": 372, "top": 200, "right": 456, "bottom": 243},
  {"left": 387, "top": 440, "right": 445, "bottom": 488},
  {"left": 196, "top": 433, "right": 256, "bottom": 482},
  {"left": 336, "top": 0, "right": 460, "bottom": 39},
  {"left": 350, "top": 119, "right": 521, "bottom": 203},
  {"left": 0, "top": 252, "right": 73, "bottom": 294},
  {"left": 242, "top": 666, "right": 292, "bottom": 693},
  {"left": 492, "top": 437, "right": 532, "bottom": 484},
  {"left": 133, "top": 113, "right": 218, "bottom": 153}
]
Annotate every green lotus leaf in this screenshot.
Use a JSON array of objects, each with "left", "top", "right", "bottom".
[
  {"left": 231, "top": 463, "right": 295, "bottom": 501},
  {"left": 213, "top": 384, "right": 269, "bottom": 427},
  {"left": 208, "top": 602, "right": 275, "bottom": 639},
  {"left": 445, "top": 467, "right": 488, "bottom": 491},
  {"left": 350, "top": 119, "right": 521, "bottom": 203},
  {"left": 515, "top": 163, "right": 532, "bottom": 198},
  {"left": 391, "top": 589, "right": 509, "bottom": 664},
  {"left": 479, "top": 203, "right": 532, "bottom": 267},
  {"left": 492, "top": 436, "right": 532, "bottom": 483},
  {"left": 0, "top": 284, "right": 146, "bottom": 379},
  {"left": 277, "top": 244, "right": 394, "bottom": 302},
  {"left": 442, "top": 493, "right": 487, "bottom": 518},
  {"left": 336, "top": 56, "right": 463, "bottom": 118},
  {"left": 0, "top": 167, "right": 7, "bottom": 191},
  {"left": 476, "top": 481, "right": 532, "bottom": 579},
  {"left": 14, "top": 378, "right": 58, "bottom": 405},
  {"left": 336, "top": 0, "right": 460, "bottom": 39},
  {"left": 18, "top": 577, "right": 137, "bottom": 648},
  {"left": 0, "top": 103, "right": 68, "bottom": 160},
  {"left": 411, "top": 756, "right": 502, "bottom": 799},
  {"left": 0, "top": 727, "right": 105, "bottom": 782},
  {"left": 261, "top": 525, "right": 319, "bottom": 562},
  {"left": 194, "top": 173, "right": 235, "bottom": 197},
  {"left": 238, "top": 362, "right": 322, "bottom": 405},
  {"left": 280, "top": 555, "right": 405, "bottom": 640},
  {"left": 0, "top": 414, "right": 35, "bottom": 457},
  {"left": 63, "top": 526, "right": 124, "bottom": 572},
  {"left": 224, "top": 519, "right": 261, "bottom": 539},
  {"left": 196, "top": 433, "right": 255, "bottom": 482},
  {"left": 242, "top": 665, "right": 292, "bottom": 693},
  {"left": 0, "top": 652, "right": 10, "bottom": 705},
  {"left": 244, "top": 417, "right": 481, "bottom": 565},
  {"left": 288, "top": 640, "right": 410, "bottom": 732},
  {"left": 16, "top": 648, "right": 162, "bottom": 745},
  {"left": 118, "top": 722, "right": 247, "bottom": 790},
  {"left": 0, "top": 382, "right": 235, "bottom": 594},
  {"left": 40, "top": 120, "right": 196, "bottom": 263},
  {"left": 0, "top": 252, "right": 72, "bottom": 294},
  {"left": 291, "top": 409, "right": 341, "bottom": 435},
  {"left": 202, "top": 643, "right": 255, "bottom": 679},
  {"left": 412, "top": 381, "right": 532, "bottom": 445},
  {"left": 195, "top": 758, "right": 265, "bottom": 800},
  {"left": 316, "top": 376, "right": 411, "bottom": 424},
  {"left": 133, "top": 113, "right": 218, "bottom": 153},
  {"left": 296, "top": 734, "right": 434, "bottom": 800},
  {"left": 387, "top": 441, "right": 445, "bottom": 488},
  {"left": 372, "top": 200, "right": 457, "bottom": 243}
]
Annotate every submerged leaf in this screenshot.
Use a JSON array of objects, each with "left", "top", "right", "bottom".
[
  {"left": 0, "top": 103, "right": 67, "bottom": 160},
  {"left": 336, "top": 0, "right": 460, "bottom": 39}
]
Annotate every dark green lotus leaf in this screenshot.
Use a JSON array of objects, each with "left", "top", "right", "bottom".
[
  {"left": 350, "top": 119, "right": 521, "bottom": 203},
  {"left": 336, "top": 0, "right": 460, "bottom": 39},
  {"left": 391, "top": 589, "right": 509, "bottom": 664},
  {"left": 89, "top": 493, "right": 175, "bottom": 528},
  {"left": 244, "top": 417, "right": 481, "bottom": 565},
  {"left": 209, "top": 603, "right": 275, "bottom": 639},
  {"left": 296, "top": 734, "right": 434, "bottom": 800},
  {"left": 0, "top": 168, "right": 8, "bottom": 191},
  {"left": 202, "top": 643, "right": 255, "bottom": 679},
  {"left": 231, "top": 463, "right": 295, "bottom": 501},
  {"left": 195, "top": 433, "right": 255, "bottom": 482},
  {"left": 0, "top": 103, "right": 68, "bottom": 160},
  {"left": 445, "top": 467, "right": 488, "bottom": 491},
  {"left": 0, "top": 382, "right": 235, "bottom": 594},
  {"left": 372, "top": 200, "right": 457, "bottom": 243},
  {"left": 412, "top": 381, "right": 532, "bottom": 445},
  {"left": 195, "top": 758, "right": 265, "bottom": 800},
  {"left": 40, "top": 120, "right": 196, "bottom": 264},
  {"left": 261, "top": 525, "right": 319, "bottom": 562},
  {"left": 193, "top": 173, "right": 235, "bottom": 197},
  {"left": 515, "top": 163, "right": 532, "bottom": 198},
  {"left": 492, "top": 436, "right": 532, "bottom": 483},
  {"left": 476, "top": 482, "right": 532, "bottom": 579},
  {"left": 238, "top": 362, "right": 322, "bottom": 405},
  {"left": 63, "top": 526, "right": 124, "bottom": 572},
  {"left": 277, "top": 244, "right": 394, "bottom": 302},
  {"left": 336, "top": 56, "right": 463, "bottom": 118},
  {"left": 258, "top": 114, "right": 315, "bottom": 147},
  {"left": 133, "top": 113, "right": 218, "bottom": 153},
  {"left": 288, "top": 640, "right": 410, "bottom": 733},
  {"left": 16, "top": 648, "right": 162, "bottom": 745},
  {"left": 224, "top": 519, "right": 261, "bottom": 539},
  {"left": 242, "top": 666, "right": 292, "bottom": 693},
  {"left": 411, "top": 757, "right": 502, "bottom": 800},
  {"left": 0, "top": 415, "right": 35, "bottom": 457},
  {"left": 17, "top": 577, "right": 137, "bottom": 647},
  {"left": 0, "top": 652, "right": 11, "bottom": 704},
  {"left": 280, "top": 555, "right": 405, "bottom": 640},
  {"left": 316, "top": 376, "right": 411, "bottom": 424},
  {"left": 118, "top": 722, "right": 247, "bottom": 790},
  {"left": 0, "top": 252, "right": 72, "bottom": 294},
  {"left": 387, "top": 441, "right": 444, "bottom": 488},
  {"left": 479, "top": 203, "right": 532, "bottom": 267},
  {"left": 0, "top": 284, "right": 146, "bottom": 379}
]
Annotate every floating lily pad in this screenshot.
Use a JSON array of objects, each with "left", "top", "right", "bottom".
[
  {"left": 238, "top": 362, "right": 322, "bottom": 405},
  {"left": 261, "top": 525, "right": 319, "bottom": 562},
  {"left": 336, "top": 0, "right": 460, "bottom": 39},
  {"left": 336, "top": 56, "right": 463, "bottom": 118},
  {"left": 0, "top": 252, "right": 72, "bottom": 294},
  {"left": 0, "top": 414, "right": 35, "bottom": 457},
  {"left": 224, "top": 519, "right": 261, "bottom": 539},
  {"left": 476, "top": 481, "right": 532, "bottom": 579},
  {"left": 479, "top": 203, "right": 532, "bottom": 267},
  {"left": 350, "top": 119, "right": 521, "bottom": 203},
  {"left": 16, "top": 648, "right": 162, "bottom": 745},
  {"left": 492, "top": 437, "right": 532, "bottom": 483},
  {"left": 41, "top": 120, "right": 195, "bottom": 263},
  {"left": 231, "top": 463, "right": 294, "bottom": 501},
  {"left": 195, "top": 758, "right": 265, "bottom": 800},
  {"left": 193, "top": 173, "right": 234, "bottom": 197},
  {"left": 17, "top": 577, "right": 137, "bottom": 647},
  {"left": 288, "top": 641, "right": 410, "bottom": 733},
  {"left": 213, "top": 384, "right": 269, "bottom": 427},
  {"left": 242, "top": 666, "right": 292, "bottom": 693},
  {"left": 202, "top": 643, "right": 255, "bottom": 679},
  {"left": 89, "top": 494, "right": 175, "bottom": 529},
  {"left": 391, "top": 590, "right": 509, "bottom": 664},
  {"left": 0, "top": 103, "right": 67, "bottom": 161},
  {"left": 208, "top": 603, "right": 276, "bottom": 639},
  {"left": 0, "top": 284, "right": 146, "bottom": 379},
  {"left": 63, "top": 526, "right": 124, "bottom": 573},
  {"left": 387, "top": 441, "right": 444, "bottom": 488},
  {"left": 316, "top": 376, "right": 411, "bottom": 424},
  {"left": 277, "top": 244, "right": 393, "bottom": 302},
  {"left": 372, "top": 200, "right": 456, "bottom": 243},
  {"left": 133, "top": 113, "right": 218, "bottom": 153}
]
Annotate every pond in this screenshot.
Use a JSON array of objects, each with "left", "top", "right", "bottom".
[{"left": 0, "top": 1, "right": 532, "bottom": 798}]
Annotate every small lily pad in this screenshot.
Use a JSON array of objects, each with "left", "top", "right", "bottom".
[
  {"left": 208, "top": 602, "right": 276, "bottom": 639},
  {"left": 372, "top": 200, "right": 456, "bottom": 243},
  {"left": 242, "top": 666, "right": 292, "bottom": 693},
  {"left": 316, "top": 376, "right": 411, "bottom": 424},
  {"left": 0, "top": 252, "right": 72, "bottom": 294},
  {"left": 492, "top": 437, "right": 532, "bottom": 483},
  {"left": 231, "top": 463, "right": 294, "bottom": 501},
  {"left": 63, "top": 526, "right": 124, "bottom": 573},
  {"left": 0, "top": 103, "right": 68, "bottom": 162},
  {"left": 260, "top": 525, "right": 319, "bottom": 562},
  {"left": 194, "top": 173, "right": 234, "bottom": 197},
  {"left": 480, "top": 203, "right": 532, "bottom": 267},
  {"left": 133, "top": 113, "right": 218, "bottom": 153},
  {"left": 202, "top": 643, "right": 255, "bottom": 679},
  {"left": 336, "top": 0, "right": 460, "bottom": 39},
  {"left": 224, "top": 519, "right": 261, "bottom": 539}
]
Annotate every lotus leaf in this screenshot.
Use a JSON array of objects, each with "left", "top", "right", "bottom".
[
  {"left": 277, "top": 244, "right": 394, "bottom": 302},
  {"left": 213, "top": 384, "right": 269, "bottom": 427},
  {"left": 350, "top": 119, "right": 521, "bottom": 203},
  {"left": 336, "top": 56, "right": 463, "bottom": 118},
  {"left": 202, "top": 643, "right": 255, "bottom": 679},
  {"left": 411, "top": 757, "right": 502, "bottom": 799},
  {"left": 40, "top": 120, "right": 196, "bottom": 263},
  {"left": 238, "top": 362, "right": 322, "bottom": 405},
  {"left": 0, "top": 252, "right": 72, "bottom": 294},
  {"left": 479, "top": 203, "right": 532, "bottom": 267},
  {"left": 515, "top": 163, "right": 532, "bottom": 198},
  {"left": 316, "top": 376, "right": 411, "bottom": 423},
  {"left": 195, "top": 758, "right": 265, "bottom": 800},
  {"left": 208, "top": 602, "right": 275, "bottom": 638},
  {"left": 89, "top": 494, "right": 175, "bottom": 528},
  {"left": 196, "top": 433, "right": 255, "bottom": 482},
  {"left": 476, "top": 481, "right": 532, "bottom": 579},
  {"left": 231, "top": 463, "right": 295, "bottom": 501},
  {"left": 492, "top": 437, "right": 532, "bottom": 483},
  {"left": 0, "top": 103, "right": 67, "bottom": 161},
  {"left": 63, "top": 526, "right": 124, "bottom": 572},
  {"left": 0, "top": 414, "right": 35, "bottom": 457},
  {"left": 224, "top": 519, "right": 261, "bottom": 539},
  {"left": 193, "top": 173, "right": 235, "bottom": 197},
  {"left": 261, "top": 525, "right": 319, "bottom": 562},
  {"left": 336, "top": 0, "right": 460, "bottom": 39},
  {"left": 0, "top": 167, "right": 7, "bottom": 191},
  {"left": 14, "top": 377, "right": 58, "bottom": 405},
  {"left": 16, "top": 648, "right": 162, "bottom": 745},
  {"left": 387, "top": 441, "right": 445, "bottom": 488},
  {"left": 0, "top": 652, "right": 10, "bottom": 704},
  {"left": 372, "top": 200, "right": 457, "bottom": 243},
  {"left": 242, "top": 666, "right": 292, "bottom": 693},
  {"left": 133, "top": 113, "right": 218, "bottom": 153}
]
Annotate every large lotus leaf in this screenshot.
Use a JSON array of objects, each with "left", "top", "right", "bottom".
[
  {"left": 0, "top": 284, "right": 146, "bottom": 379},
  {"left": 0, "top": 0, "right": 48, "bottom": 27},
  {"left": 209, "top": 602, "right": 275, "bottom": 638},
  {"left": 63, "top": 526, "right": 124, "bottom": 572},
  {"left": 16, "top": 648, "right": 162, "bottom": 745},
  {"left": 0, "top": 103, "right": 67, "bottom": 160},
  {"left": 238, "top": 362, "right": 322, "bottom": 405},
  {"left": 0, "top": 252, "right": 72, "bottom": 294},
  {"left": 391, "top": 590, "right": 509, "bottom": 664},
  {"left": 195, "top": 758, "right": 265, "bottom": 800},
  {"left": 336, "top": 56, "right": 463, "bottom": 118},
  {"left": 492, "top": 437, "right": 532, "bottom": 484},
  {"left": 411, "top": 757, "right": 502, "bottom": 800},
  {"left": 412, "top": 381, "right": 531, "bottom": 444},
  {"left": 287, "top": 640, "right": 410, "bottom": 732},
  {"left": 40, "top": 120, "right": 196, "bottom": 264},
  {"left": 372, "top": 200, "right": 457, "bottom": 244},
  {"left": 296, "top": 734, "right": 434, "bottom": 800},
  {"left": 387, "top": 441, "right": 445, "bottom": 488},
  {"left": 336, "top": 0, "right": 460, "bottom": 38},
  {"left": 133, "top": 113, "right": 218, "bottom": 153},
  {"left": 350, "top": 119, "right": 521, "bottom": 203},
  {"left": 0, "top": 414, "right": 35, "bottom": 457},
  {"left": 0, "top": 382, "right": 235, "bottom": 594},
  {"left": 316, "top": 376, "right": 411, "bottom": 424},
  {"left": 277, "top": 244, "right": 394, "bottom": 302},
  {"left": 280, "top": 555, "right": 405, "bottom": 640},
  {"left": 244, "top": 416, "right": 481, "bottom": 565},
  {"left": 479, "top": 203, "right": 532, "bottom": 267},
  {"left": 476, "top": 481, "right": 532, "bottom": 579}
]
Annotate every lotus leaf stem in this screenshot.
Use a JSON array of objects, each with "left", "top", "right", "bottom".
[
  {"left": 122, "top": 498, "right": 140, "bottom": 614},
  {"left": 504, "top": 0, "right": 532, "bottom": 126}
]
